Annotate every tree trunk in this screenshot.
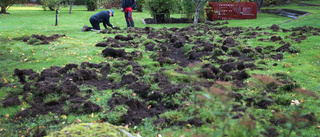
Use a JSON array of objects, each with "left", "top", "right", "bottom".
[
  {"left": 255, "top": 0, "right": 263, "bottom": 13},
  {"left": 69, "top": 1, "right": 74, "bottom": 14},
  {"left": 1, "top": 5, "right": 7, "bottom": 14},
  {"left": 193, "top": 9, "right": 200, "bottom": 25},
  {"left": 155, "top": 13, "right": 165, "bottom": 23},
  {"left": 192, "top": 0, "right": 207, "bottom": 25}
]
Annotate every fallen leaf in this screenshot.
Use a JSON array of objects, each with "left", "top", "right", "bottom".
[
  {"left": 186, "top": 124, "right": 192, "bottom": 127},
  {"left": 61, "top": 115, "right": 67, "bottom": 119}
]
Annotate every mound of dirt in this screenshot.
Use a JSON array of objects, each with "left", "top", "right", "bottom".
[
  {"left": 22, "top": 34, "right": 65, "bottom": 45},
  {"left": 144, "top": 18, "right": 192, "bottom": 24}
]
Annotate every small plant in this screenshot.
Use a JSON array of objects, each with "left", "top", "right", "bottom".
[
  {"left": 217, "top": 55, "right": 231, "bottom": 61},
  {"left": 23, "top": 92, "right": 34, "bottom": 103},
  {"left": 279, "top": 105, "right": 316, "bottom": 137},
  {"left": 261, "top": 45, "right": 275, "bottom": 54},
  {"left": 183, "top": 44, "right": 195, "bottom": 54},
  {"left": 272, "top": 72, "right": 293, "bottom": 82},
  {"left": 278, "top": 83, "right": 301, "bottom": 93},
  {"left": 103, "top": 105, "right": 128, "bottom": 125},
  {"left": 43, "top": 94, "right": 60, "bottom": 104},
  {"left": 289, "top": 46, "right": 300, "bottom": 53},
  {"left": 122, "top": 65, "right": 133, "bottom": 74},
  {"left": 107, "top": 73, "right": 122, "bottom": 83},
  {"left": 237, "top": 44, "right": 247, "bottom": 51},
  {"left": 256, "top": 59, "right": 267, "bottom": 65},
  {"left": 141, "top": 39, "right": 156, "bottom": 46},
  {"left": 195, "top": 47, "right": 204, "bottom": 52},
  {"left": 162, "top": 70, "right": 199, "bottom": 84},
  {"left": 246, "top": 52, "right": 255, "bottom": 58},
  {"left": 213, "top": 48, "right": 223, "bottom": 56},
  {"left": 27, "top": 38, "right": 42, "bottom": 45},
  {"left": 193, "top": 36, "right": 207, "bottom": 41},
  {"left": 272, "top": 94, "right": 292, "bottom": 106},
  {"left": 149, "top": 52, "right": 159, "bottom": 59}
]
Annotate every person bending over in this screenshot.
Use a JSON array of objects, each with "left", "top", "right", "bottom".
[{"left": 82, "top": 9, "right": 115, "bottom": 31}]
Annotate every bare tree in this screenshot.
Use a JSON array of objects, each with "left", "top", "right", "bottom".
[{"left": 192, "top": 0, "right": 208, "bottom": 25}]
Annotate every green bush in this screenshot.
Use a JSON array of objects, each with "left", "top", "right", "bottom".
[
  {"left": 40, "top": 0, "right": 65, "bottom": 11},
  {"left": 264, "top": 0, "right": 290, "bottom": 6},
  {"left": 74, "top": 0, "right": 86, "bottom": 5},
  {"left": 0, "top": 0, "right": 24, "bottom": 13},
  {"left": 85, "top": 0, "right": 98, "bottom": 11},
  {"left": 181, "top": 0, "right": 194, "bottom": 21},
  {"left": 181, "top": 0, "right": 207, "bottom": 23},
  {"left": 137, "top": 0, "right": 145, "bottom": 12},
  {"left": 145, "top": 0, "right": 178, "bottom": 23}
]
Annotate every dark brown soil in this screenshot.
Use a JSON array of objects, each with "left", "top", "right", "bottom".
[
  {"left": 144, "top": 18, "right": 193, "bottom": 24},
  {"left": 2, "top": 23, "right": 320, "bottom": 136},
  {"left": 22, "top": 34, "right": 66, "bottom": 45}
]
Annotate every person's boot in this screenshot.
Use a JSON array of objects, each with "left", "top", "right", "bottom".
[
  {"left": 81, "top": 25, "right": 89, "bottom": 31},
  {"left": 130, "top": 21, "right": 135, "bottom": 27},
  {"left": 126, "top": 20, "right": 130, "bottom": 28}
]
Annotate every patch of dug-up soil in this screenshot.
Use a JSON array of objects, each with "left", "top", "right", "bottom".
[
  {"left": 22, "top": 34, "right": 66, "bottom": 45},
  {"left": 2, "top": 23, "right": 320, "bottom": 136},
  {"left": 144, "top": 18, "right": 193, "bottom": 24}
]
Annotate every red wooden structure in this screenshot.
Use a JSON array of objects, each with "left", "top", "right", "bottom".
[{"left": 206, "top": 2, "right": 257, "bottom": 21}]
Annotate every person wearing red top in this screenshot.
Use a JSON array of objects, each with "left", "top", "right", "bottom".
[{"left": 121, "top": 0, "right": 136, "bottom": 28}]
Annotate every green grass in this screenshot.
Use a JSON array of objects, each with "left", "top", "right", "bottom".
[
  {"left": 262, "top": 2, "right": 320, "bottom": 28},
  {"left": 218, "top": 13, "right": 291, "bottom": 28},
  {"left": 300, "top": 0, "right": 320, "bottom": 5},
  {"left": 0, "top": 2, "right": 320, "bottom": 137}
]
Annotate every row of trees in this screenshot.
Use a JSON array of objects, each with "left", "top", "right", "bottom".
[
  {"left": 0, "top": 0, "right": 97, "bottom": 14},
  {"left": 0, "top": 0, "right": 297, "bottom": 25},
  {"left": 144, "top": 0, "right": 298, "bottom": 25},
  {"left": 39, "top": 0, "right": 97, "bottom": 12},
  {"left": 0, "top": 0, "right": 24, "bottom": 14},
  {"left": 143, "top": 0, "right": 264, "bottom": 25}
]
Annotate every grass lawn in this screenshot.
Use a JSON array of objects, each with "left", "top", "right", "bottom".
[
  {"left": 300, "top": 0, "right": 320, "bottom": 5},
  {"left": 0, "top": 1, "right": 320, "bottom": 137}
]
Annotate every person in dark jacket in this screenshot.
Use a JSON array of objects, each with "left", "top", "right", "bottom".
[
  {"left": 82, "top": 9, "right": 115, "bottom": 31},
  {"left": 121, "top": 0, "right": 136, "bottom": 28}
]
